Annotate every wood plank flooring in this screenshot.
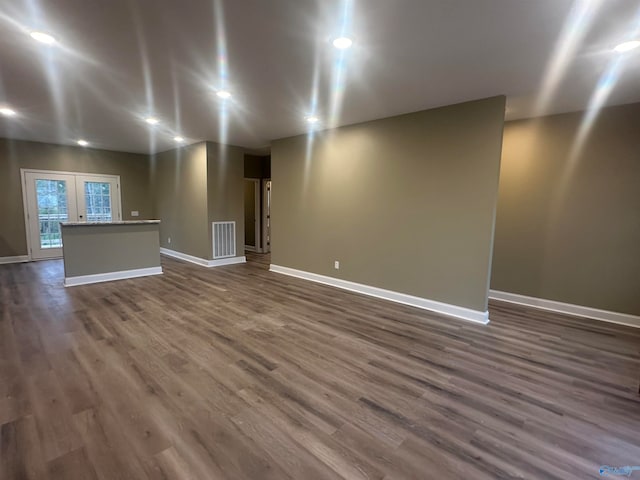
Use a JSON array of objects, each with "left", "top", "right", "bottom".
[{"left": 1, "top": 254, "right": 639, "bottom": 479}]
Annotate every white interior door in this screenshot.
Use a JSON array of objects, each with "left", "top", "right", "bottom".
[
  {"left": 24, "top": 172, "right": 78, "bottom": 260},
  {"left": 22, "top": 170, "right": 121, "bottom": 260}
]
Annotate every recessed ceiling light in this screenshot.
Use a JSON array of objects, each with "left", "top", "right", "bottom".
[
  {"left": 145, "top": 117, "right": 159, "bottom": 125},
  {"left": 174, "top": 136, "right": 185, "bottom": 143},
  {"left": 30, "top": 31, "right": 57, "bottom": 45},
  {"left": 77, "top": 139, "right": 89, "bottom": 146},
  {"left": 0, "top": 107, "right": 17, "bottom": 116},
  {"left": 613, "top": 40, "right": 640, "bottom": 53},
  {"left": 332, "top": 36, "right": 353, "bottom": 50},
  {"left": 305, "top": 115, "right": 320, "bottom": 124},
  {"left": 216, "top": 90, "right": 232, "bottom": 99}
]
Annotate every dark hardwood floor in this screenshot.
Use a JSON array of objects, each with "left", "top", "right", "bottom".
[{"left": 1, "top": 254, "right": 639, "bottom": 479}]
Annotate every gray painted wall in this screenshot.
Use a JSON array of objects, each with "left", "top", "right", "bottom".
[
  {"left": 492, "top": 103, "right": 640, "bottom": 316},
  {"left": 271, "top": 96, "right": 506, "bottom": 313},
  {"left": 152, "top": 142, "right": 210, "bottom": 260},
  {"left": 0, "top": 138, "right": 151, "bottom": 257},
  {"left": 62, "top": 223, "right": 160, "bottom": 277},
  {"left": 150, "top": 142, "right": 245, "bottom": 261},
  {"left": 207, "top": 142, "right": 245, "bottom": 260}
]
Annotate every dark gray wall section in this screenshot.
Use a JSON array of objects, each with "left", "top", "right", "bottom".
[
  {"left": 244, "top": 154, "right": 271, "bottom": 179},
  {"left": 61, "top": 223, "right": 160, "bottom": 277}
]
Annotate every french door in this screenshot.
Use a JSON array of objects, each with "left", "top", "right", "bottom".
[{"left": 22, "top": 170, "right": 121, "bottom": 260}]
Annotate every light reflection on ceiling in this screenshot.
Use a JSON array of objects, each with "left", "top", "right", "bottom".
[{"left": 0, "top": 0, "right": 638, "bottom": 154}]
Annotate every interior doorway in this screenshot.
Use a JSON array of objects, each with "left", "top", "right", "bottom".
[
  {"left": 244, "top": 179, "right": 261, "bottom": 252},
  {"left": 21, "top": 169, "right": 121, "bottom": 260},
  {"left": 243, "top": 153, "right": 271, "bottom": 261}
]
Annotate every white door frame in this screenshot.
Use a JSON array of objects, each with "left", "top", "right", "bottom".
[
  {"left": 21, "top": 168, "right": 122, "bottom": 261},
  {"left": 262, "top": 179, "right": 271, "bottom": 254}
]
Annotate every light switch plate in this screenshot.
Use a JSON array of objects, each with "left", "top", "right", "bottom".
[{"left": 131, "top": 211, "right": 139, "bottom": 217}]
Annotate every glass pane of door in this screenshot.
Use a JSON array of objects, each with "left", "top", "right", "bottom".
[
  {"left": 35, "top": 179, "right": 69, "bottom": 248},
  {"left": 84, "top": 181, "right": 112, "bottom": 222}
]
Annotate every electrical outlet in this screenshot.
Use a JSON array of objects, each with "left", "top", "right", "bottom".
[
  {"left": 131, "top": 210, "right": 139, "bottom": 217},
  {"left": 334, "top": 260, "right": 340, "bottom": 269},
  {"left": 168, "top": 237, "right": 171, "bottom": 244}
]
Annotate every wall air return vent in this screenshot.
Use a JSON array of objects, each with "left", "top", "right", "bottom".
[{"left": 212, "top": 221, "right": 236, "bottom": 259}]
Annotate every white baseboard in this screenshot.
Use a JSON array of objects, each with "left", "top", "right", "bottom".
[
  {"left": 160, "top": 247, "right": 209, "bottom": 266},
  {"left": 489, "top": 290, "right": 640, "bottom": 329},
  {"left": 0, "top": 255, "right": 30, "bottom": 265},
  {"left": 64, "top": 266, "right": 163, "bottom": 287},
  {"left": 269, "top": 264, "right": 489, "bottom": 325},
  {"left": 160, "top": 247, "right": 246, "bottom": 268},
  {"left": 208, "top": 256, "right": 247, "bottom": 267}
]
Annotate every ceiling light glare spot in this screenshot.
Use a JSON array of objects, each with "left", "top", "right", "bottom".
[
  {"left": 174, "top": 136, "right": 185, "bottom": 142},
  {"left": 30, "top": 31, "right": 57, "bottom": 45},
  {"left": 145, "top": 117, "right": 159, "bottom": 125},
  {"left": 216, "top": 90, "right": 232, "bottom": 99},
  {"left": 305, "top": 115, "right": 320, "bottom": 124},
  {"left": 613, "top": 40, "right": 640, "bottom": 53},
  {"left": 77, "top": 139, "right": 89, "bottom": 146},
  {"left": 332, "top": 37, "right": 353, "bottom": 50},
  {"left": 0, "top": 107, "right": 17, "bottom": 116}
]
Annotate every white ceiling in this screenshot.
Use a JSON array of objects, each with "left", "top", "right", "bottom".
[{"left": 0, "top": 0, "right": 638, "bottom": 154}]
